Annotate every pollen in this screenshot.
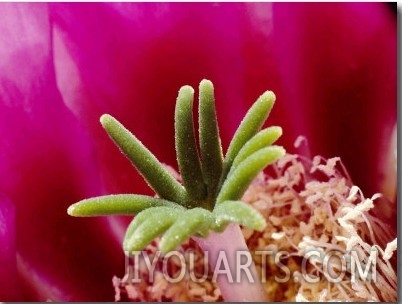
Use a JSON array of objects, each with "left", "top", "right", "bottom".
[{"left": 113, "top": 152, "right": 397, "bottom": 302}]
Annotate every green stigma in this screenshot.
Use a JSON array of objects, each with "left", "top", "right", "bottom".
[{"left": 67, "top": 79, "right": 285, "bottom": 254}]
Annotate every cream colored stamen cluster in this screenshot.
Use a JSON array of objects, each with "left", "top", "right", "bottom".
[{"left": 113, "top": 153, "right": 397, "bottom": 302}]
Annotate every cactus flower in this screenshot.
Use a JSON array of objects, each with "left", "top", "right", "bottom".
[{"left": 0, "top": 2, "right": 396, "bottom": 301}]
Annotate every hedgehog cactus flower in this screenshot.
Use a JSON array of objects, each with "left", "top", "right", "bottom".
[
  {"left": 68, "top": 79, "right": 285, "bottom": 301},
  {"left": 0, "top": 2, "right": 396, "bottom": 302}
]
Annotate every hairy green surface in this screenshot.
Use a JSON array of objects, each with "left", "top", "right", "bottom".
[
  {"left": 100, "top": 114, "right": 186, "bottom": 204},
  {"left": 198, "top": 80, "right": 223, "bottom": 201},
  {"left": 175, "top": 86, "right": 206, "bottom": 202},
  {"left": 68, "top": 79, "right": 285, "bottom": 255},
  {"left": 67, "top": 194, "right": 184, "bottom": 216}
]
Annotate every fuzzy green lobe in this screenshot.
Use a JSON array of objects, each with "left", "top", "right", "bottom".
[{"left": 67, "top": 79, "right": 285, "bottom": 254}]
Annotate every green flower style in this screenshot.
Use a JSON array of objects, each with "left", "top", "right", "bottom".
[{"left": 68, "top": 80, "right": 285, "bottom": 254}]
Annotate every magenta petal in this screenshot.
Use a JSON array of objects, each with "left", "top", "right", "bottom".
[
  {"left": 0, "top": 3, "right": 125, "bottom": 300},
  {"left": 0, "top": 194, "right": 19, "bottom": 300},
  {"left": 270, "top": 3, "right": 397, "bottom": 197}
]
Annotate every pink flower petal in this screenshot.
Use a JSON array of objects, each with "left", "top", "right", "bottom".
[
  {"left": 0, "top": 194, "right": 19, "bottom": 300},
  {"left": 0, "top": 3, "right": 126, "bottom": 300},
  {"left": 269, "top": 3, "right": 396, "bottom": 197}
]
